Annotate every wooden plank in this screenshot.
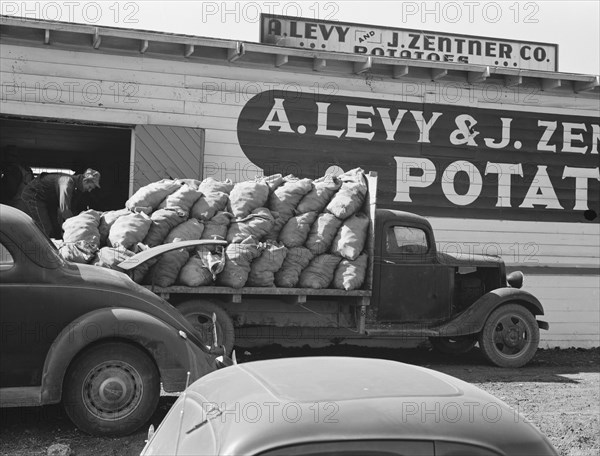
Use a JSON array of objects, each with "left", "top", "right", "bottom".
[
  {"left": 147, "top": 285, "right": 372, "bottom": 298},
  {"left": 118, "top": 240, "right": 227, "bottom": 270}
]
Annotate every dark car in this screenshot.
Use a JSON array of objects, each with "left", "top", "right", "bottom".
[
  {"left": 141, "top": 356, "right": 559, "bottom": 456},
  {"left": 0, "top": 204, "right": 227, "bottom": 436}
]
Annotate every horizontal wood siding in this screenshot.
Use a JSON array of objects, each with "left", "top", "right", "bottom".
[{"left": 2, "top": 43, "right": 598, "bottom": 347}]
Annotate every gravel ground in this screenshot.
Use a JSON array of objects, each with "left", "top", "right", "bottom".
[{"left": 1, "top": 346, "right": 598, "bottom": 456}]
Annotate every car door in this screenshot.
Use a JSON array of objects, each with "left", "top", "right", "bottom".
[
  {"left": 375, "top": 223, "right": 452, "bottom": 322},
  {"left": 0, "top": 240, "right": 68, "bottom": 388}
]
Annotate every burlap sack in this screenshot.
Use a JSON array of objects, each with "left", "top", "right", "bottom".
[
  {"left": 108, "top": 212, "right": 152, "bottom": 250},
  {"left": 99, "top": 208, "right": 130, "bottom": 246},
  {"left": 228, "top": 180, "right": 270, "bottom": 218},
  {"left": 217, "top": 240, "right": 262, "bottom": 288},
  {"left": 158, "top": 184, "right": 203, "bottom": 216},
  {"left": 298, "top": 254, "right": 343, "bottom": 289},
  {"left": 126, "top": 179, "right": 181, "bottom": 213},
  {"left": 226, "top": 208, "right": 275, "bottom": 243},
  {"left": 94, "top": 246, "right": 135, "bottom": 272},
  {"left": 57, "top": 239, "right": 98, "bottom": 264},
  {"left": 201, "top": 211, "right": 233, "bottom": 251},
  {"left": 326, "top": 168, "right": 367, "bottom": 220},
  {"left": 274, "top": 247, "right": 314, "bottom": 288},
  {"left": 305, "top": 213, "right": 343, "bottom": 255},
  {"left": 143, "top": 208, "right": 187, "bottom": 248},
  {"left": 199, "top": 177, "right": 234, "bottom": 195},
  {"left": 175, "top": 178, "right": 202, "bottom": 190},
  {"left": 247, "top": 242, "right": 288, "bottom": 287},
  {"left": 190, "top": 191, "right": 229, "bottom": 221},
  {"left": 164, "top": 218, "right": 205, "bottom": 243},
  {"left": 279, "top": 211, "right": 318, "bottom": 248},
  {"left": 264, "top": 173, "right": 284, "bottom": 193},
  {"left": 62, "top": 210, "right": 102, "bottom": 249},
  {"left": 268, "top": 176, "right": 313, "bottom": 221},
  {"left": 178, "top": 245, "right": 225, "bottom": 287},
  {"left": 297, "top": 175, "right": 341, "bottom": 214},
  {"left": 148, "top": 249, "right": 190, "bottom": 287},
  {"left": 333, "top": 253, "right": 368, "bottom": 291},
  {"left": 331, "top": 213, "right": 370, "bottom": 261}
]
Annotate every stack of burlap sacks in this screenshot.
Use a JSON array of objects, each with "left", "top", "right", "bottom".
[{"left": 57, "top": 168, "right": 370, "bottom": 291}]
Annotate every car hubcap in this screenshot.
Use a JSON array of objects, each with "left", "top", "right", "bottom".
[
  {"left": 493, "top": 315, "right": 528, "bottom": 356},
  {"left": 82, "top": 361, "right": 143, "bottom": 420}
]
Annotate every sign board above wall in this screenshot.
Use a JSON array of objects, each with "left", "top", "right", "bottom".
[{"left": 260, "top": 14, "right": 558, "bottom": 71}]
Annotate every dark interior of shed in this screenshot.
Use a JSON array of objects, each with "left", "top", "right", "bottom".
[{"left": 1, "top": 117, "right": 131, "bottom": 211}]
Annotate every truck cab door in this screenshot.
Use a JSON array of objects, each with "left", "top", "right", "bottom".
[{"left": 374, "top": 223, "right": 452, "bottom": 323}]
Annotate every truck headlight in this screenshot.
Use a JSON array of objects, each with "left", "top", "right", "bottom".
[{"left": 507, "top": 271, "right": 524, "bottom": 288}]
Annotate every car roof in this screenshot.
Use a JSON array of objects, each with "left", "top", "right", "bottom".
[
  {"left": 156, "top": 357, "right": 554, "bottom": 455},
  {"left": 0, "top": 204, "right": 63, "bottom": 268}
]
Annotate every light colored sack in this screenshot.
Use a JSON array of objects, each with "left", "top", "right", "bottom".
[
  {"left": 268, "top": 176, "right": 313, "bottom": 221},
  {"left": 126, "top": 179, "right": 181, "bottom": 213},
  {"left": 326, "top": 168, "right": 367, "bottom": 220},
  {"left": 108, "top": 212, "right": 152, "bottom": 250},
  {"left": 331, "top": 213, "right": 370, "bottom": 261},
  {"left": 199, "top": 177, "right": 234, "bottom": 195},
  {"left": 297, "top": 175, "right": 341, "bottom": 214},
  {"left": 274, "top": 247, "right": 314, "bottom": 288},
  {"left": 148, "top": 249, "right": 189, "bottom": 287},
  {"left": 143, "top": 208, "right": 187, "bottom": 247},
  {"left": 191, "top": 191, "right": 229, "bottom": 221},
  {"left": 164, "top": 218, "right": 205, "bottom": 243},
  {"left": 279, "top": 211, "right": 318, "bottom": 248},
  {"left": 333, "top": 253, "right": 368, "bottom": 291},
  {"left": 201, "top": 211, "right": 233, "bottom": 251},
  {"left": 228, "top": 179, "right": 270, "bottom": 218},
  {"left": 217, "top": 240, "right": 262, "bottom": 288},
  {"left": 94, "top": 246, "right": 135, "bottom": 272},
  {"left": 57, "top": 240, "right": 98, "bottom": 264},
  {"left": 178, "top": 247, "right": 225, "bottom": 286},
  {"left": 298, "top": 254, "right": 342, "bottom": 289},
  {"left": 62, "top": 210, "right": 102, "bottom": 249},
  {"left": 305, "top": 213, "right": 343, "bottom": 255},
  {"left": 99, "top": 208, "right": 130, "bottom": 246},
  {"left": 226, "top": 208, "right": 275, "bottom": 243},
  {"left": 247, "top": 242, "right": 288, "bottom": 287},
  {"left": 158, "top": 184, "right": 203, "bottom": 216}
]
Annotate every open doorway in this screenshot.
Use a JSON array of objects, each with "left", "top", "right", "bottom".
[{"left": 1, "top": 117, "right": 131, "bottom": 212}]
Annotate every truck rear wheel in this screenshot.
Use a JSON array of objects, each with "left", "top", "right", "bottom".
[
  {"left": 177, "top": 300, "right": 235, "bottom": 355},
  {"left": 429, "top": 336, "right": 477, "bottom": 355},
  {"left": 479, "top": 303, "right": 540, "bottom": 368}
]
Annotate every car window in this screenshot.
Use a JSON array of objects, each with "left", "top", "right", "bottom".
[
  {"left": 0, "top": 242, "right": 14, "bottom": 271},
  {"left": 386, "top": 226, "right": 429, "bottom": 254}
]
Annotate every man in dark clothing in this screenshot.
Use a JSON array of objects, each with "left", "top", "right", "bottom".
[
  {"left": 18, "top": 168, "right": 101, "bottom": 238},
  {"left": 0, "top": 146, "right": 34, "bottom": 205}
]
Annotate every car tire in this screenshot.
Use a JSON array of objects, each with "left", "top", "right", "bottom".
[
  {"left": 478, "top": 304, "right": 540, "bottom": 368},
  {"left": 429, "top": 336, "right": 477, "bottom": 355},
  {"left": 177, "top": 300, "right": 235, "bottom": 355},
  {"left": 63, "top": 342, "right": 160, "bottom": 436}
]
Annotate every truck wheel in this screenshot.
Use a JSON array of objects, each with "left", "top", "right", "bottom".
[
  {"left": 177, "top": 300, "right": 235, "bottom": 355},
  {"left": 479, "top": 304, "right": 540, "bottom": 368},
  {"left": 63, "top": 342, "right": 159, "bottom": 436},
  {"left": 429, "top": 336, "right": 477, "bottom": 355}
]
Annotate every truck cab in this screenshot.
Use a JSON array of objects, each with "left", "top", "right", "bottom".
[{"left": 371, "top": 209, "right": 548, "bottom": 367}]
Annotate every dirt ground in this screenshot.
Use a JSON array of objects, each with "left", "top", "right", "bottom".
[{"left": 1, "top": 346, "right": 598, "bottom": 456}]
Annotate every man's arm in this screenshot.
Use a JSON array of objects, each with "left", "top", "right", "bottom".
[{"left": 57, "top": 175, "right": 75, "bottom": 221}]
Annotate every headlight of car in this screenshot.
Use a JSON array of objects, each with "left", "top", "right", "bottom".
[{"left": 507, "top": 271, "right": 524, "bottom": 288}]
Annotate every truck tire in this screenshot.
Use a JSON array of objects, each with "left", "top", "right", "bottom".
[
  {"left": 429, "top": 336, "right": 477, "bottom": 355},
  {"left": 478, "top": 303, "right": 540, "bottom": 368},
  {"left": 177, "top": 300, "right": 235, "bottom": 355},
  {"left": 63, "top": 342, "right": 160, "bottom": 436}
]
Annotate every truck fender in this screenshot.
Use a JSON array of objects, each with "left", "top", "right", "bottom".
[
  {"left": 435, "top": 288, "right": 545, "bottom": 337},
  {"left": 40, "top": 308, "right": 217, "bottom": 405}
]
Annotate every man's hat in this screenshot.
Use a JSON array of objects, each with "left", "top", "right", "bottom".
[{"left": 83, "top": 168, "right": 101, "bottom": 188}]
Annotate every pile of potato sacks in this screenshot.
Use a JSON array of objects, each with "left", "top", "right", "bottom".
[{"left": 56, "top": 168, "right": 370, "bottom": 291}]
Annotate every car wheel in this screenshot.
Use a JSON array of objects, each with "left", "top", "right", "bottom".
[
  {"left": 63, "top": 342, "right": 159, "bottom": 436},
  {"left": 177, "top": 300, "right": 235, "bottom": 355},
  {"left": 429, "top": 336, "right": 477, "bottom": 355},
  {"left": 478, "top": 304, "right": 540, "bottom": 368}
]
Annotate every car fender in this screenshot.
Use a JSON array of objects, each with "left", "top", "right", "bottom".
[
  {"left": 435, "top": 288, "right": 545, "bottom": 337},
  {"left": 40, "top": 308, "right": 217, "bottom": 405}
]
